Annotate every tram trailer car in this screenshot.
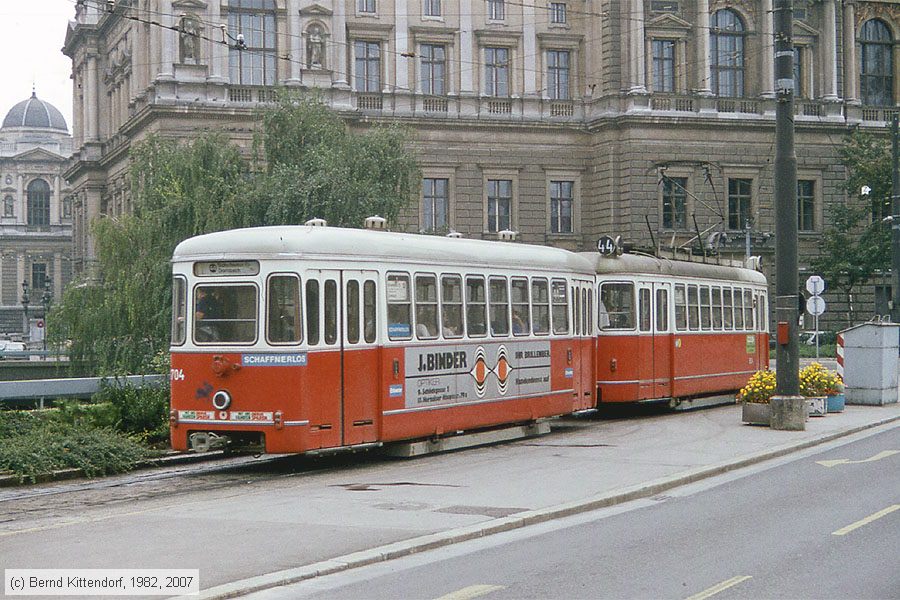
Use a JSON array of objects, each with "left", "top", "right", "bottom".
[
  {"left": 169, "top": 225, "right": 597, "bottom": 454},
  {"left": 585, "top": 252, "right": 769, "bottom": 406}
]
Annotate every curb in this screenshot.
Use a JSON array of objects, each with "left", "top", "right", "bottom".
[{"left": 197, "top": 414, "right": 900, "bottom": 600}]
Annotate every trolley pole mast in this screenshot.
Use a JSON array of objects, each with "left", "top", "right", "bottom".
[
  {"left": 771, "top": 0, "right": 805, "bottom": 429},
  {"left": 891, "top": 115, "right": 900, "bottom": 324}
]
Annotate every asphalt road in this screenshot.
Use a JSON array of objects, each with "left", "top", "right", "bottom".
[{"left": 249, "top": 426, "right": 900, "bottom": 600}]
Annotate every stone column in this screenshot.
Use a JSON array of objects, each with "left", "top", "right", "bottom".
[
  {"left": 207, "top": 0, "right": 227, "bottom": 82},
  {"left": 523, "top": 0, "right": 537, "bottom": 96},
  {"left": 54, "top": 253, "right": 62, "bottom": 298},
  {"left": 395, "top": 0, "right": 410, "bottom": 93},
  {"left": 460, "top": 0, "right": 474, "bottom": 94},
  {"left": 85, "top": 55, "right": 99, "bottom": 141},
  {"left": 16, "top": 175, "right": 24, "bottom": 225},
  {"left": 822, "top": 0, "right": 839, "bottom": 100},
  {"left": 843, "top": 0, "right": 858, "bottom": 103},
  {"left": 51, "top": 176, "right": 61, "bottom": 225},
  {"left": 628, "top": 0, "right": 647, "bottom": 93},
  {"left": 286, "top": 0, "right": 302, "bottom": 84},
  {"left": 159, "top": 0, "right": 175, "bottom": 79},
  {"left": 696, "top": 0, "right": 712, "bottom": 94},
  {"left": 761, "top": 0, "right": 775, "bottom": 96},
  {"left": 333, "top": 0, "right": 348, "bottom": 87}
]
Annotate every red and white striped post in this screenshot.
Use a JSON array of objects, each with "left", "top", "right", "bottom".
[{"left": 836, "top": 332, "right": 844, "bottom": 380}]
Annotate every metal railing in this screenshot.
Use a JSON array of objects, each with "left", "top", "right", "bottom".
[{"left": 0, "top": 375, "right": 166, "bottom": 408}]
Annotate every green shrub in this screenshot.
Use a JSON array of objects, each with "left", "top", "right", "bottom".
[
  {"left": 93, "top": 381, "right": 170, "bottom": 442},
  {"left": 0, "top": 423, "right": 150, "bottom": 483},
  {"left": 0, "top": 410, "right": 47, "bottom": 438}
]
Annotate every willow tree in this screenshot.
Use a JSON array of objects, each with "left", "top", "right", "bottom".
[{"left": 52, "top": 94, "right": 419, "bottom": 373}]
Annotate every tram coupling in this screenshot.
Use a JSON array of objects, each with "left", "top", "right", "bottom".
[{"left": 188, "top": 431, "right": 229, "bottom": 453}]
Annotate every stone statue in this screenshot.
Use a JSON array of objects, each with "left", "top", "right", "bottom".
[
  {"left": 306, "top": 25, "right": 326, "bottom": 69},
  {"left": 180, "top": 15, "right": 199, "bottom": 64}
]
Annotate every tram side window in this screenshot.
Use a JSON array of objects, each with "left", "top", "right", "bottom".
[
  {"left": 600, "top": 282, "right": 635, "bottom": 330},
  {"left": 639, "top": 288, "right": 651, "bottom": 332},
  {"left": 582, "top": 288, "right": 590, "bottom": 335},
  {"left": 656, "top": 287, "right": 668, "bottom": 332},
  {"left": 267, "top": 275, "right": 302, "bottom": 344},
  {"left": 723, "top": 287, "right": 734, "bottom": 329},
  {"left": 306, "top": 280, "right": 320, "bottom": 345},
  {"left": 324, "top": 280, "right": 338, "bottom": 345},
  {"left": 172, "top": 276, "right": 186, "bottom": 345},
  {"left": 700, "top": 286, "right": 711, "bottom": 330},
  {"left": 441, "top": 275, "right": 463, "bottom": 338},
  {"left": 532, "top": 278, "right": 550, "bottom": 334},
  {"left": 489, "top": 277, "right": 510, "bottom": 336},
  {"left": 415, "top": 274, "right": 439, "bottom": 339},
  {"left": 744, "top": 290, "right": 754, "bottom": 330},
  {"left": 466, "top": 276, "right": 487, "bottom": 337},
  {"left": 387, "top": 273, "right": 412, "bottom": 340},
  {"left": 511, "top": 278, "right": 530, "bottom": 336},
  {"left": 364, "top": 280, "right": 377, "bottom": 343},
  {"left": 194, "top": 284, "right": 258, "bottom": 343},
  {"left": 346, "top": 280, "right": 360, "bottom": 344},
  {"left": 687, "top": 285, "right": 699, "bottom": 331},
  {"left": 757, "top": 293, "right": 767, "bottom": 332},
  {"left": 734, "top": 288, "right": 745, "bottom": 329},
  {"left": 674, "top": 284, "right": 687, "bottom": 331},
  {"left": 551, "top": 280, "right": 569, "bottom": 334},
  {"left": 712, "top": 287, "right": 724, "bottom": 330}
]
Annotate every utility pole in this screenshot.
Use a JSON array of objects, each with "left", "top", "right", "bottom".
[
  {"left": 891, "top": 115, "right": 900, "bottom": 324},
  {"left": 771, "top": 0, "right": 805, "bottom": 429}
]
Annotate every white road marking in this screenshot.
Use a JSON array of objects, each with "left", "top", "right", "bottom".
[
  {"left": 685, "top": 576, "right": 752, "bottom": 600},
  {"left": 832, "top": 504, "right": 900, "bottom": 536}
]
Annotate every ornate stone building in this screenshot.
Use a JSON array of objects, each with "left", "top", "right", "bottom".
[
  {"left": 0, "top": 93, "right": 74, "bottom": 338},
  {"left": 62, "top": 0, "right": 899, "bottom": 325}
]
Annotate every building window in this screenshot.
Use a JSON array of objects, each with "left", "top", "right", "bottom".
[
  {"left": 358, "top": 0, "right": 376, "bottom": 13},
  {"left": 550, "top": 2, "right": 566, "bottom": 23},
  {"left": 710, "top": 9, "right": 745, "bottom": 97},
  {"left": 62, "top": 195, "right": 72, "bottom": 219},
  {"left": 354, "top": 41, "right": 381, "bottom": 92},
  {"left": 31, "top": 263, "right": 47, "bottom": 293},
  {"left": 662, "top": 177, "right": 687, "bottom": 229},
  {"left": 228, "top": 0, "right": 277, "bottom": 86},
  {"left": 550, "top": 180, "right": 574, "bottom": 233},
  {"left": 423, "top": 178, "right": 449, "bottom": 231},
  {"left": 727, "top": 178, "right": 752, "bottom": 230},
  {"left": 487, "top": 179, "right": 512, "bottom": 232},
  {"left": 860, "top": 19, "right": 894, "bottom": 107},
  {"left": 3, "top": 195, "right": 13, "bottom": 217},
  {"left": 485, "top": 47, "right": 510, "bottom": 97},
  {"left": 547, "top": 50, "right": 570, "bottom": 100},
  {"left": 26, "top": 179, "right": 50, "bottom": 227},
  {"left": 424, "top": 0, "right": 441, "bottom": 17},
  {"left": 652, "top": 39, "right": 676, "bottom": 92},
  {"left": 488, "top": 0, "right": 505, "bottom": 20},
  {"left": 420, "top": 44, "right": 446, "bottom": 95},
  {"left": 798, "top": 179, "right": 815, "bottom": 231}
]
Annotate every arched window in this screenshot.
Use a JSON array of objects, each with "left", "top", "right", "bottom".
[
  {"left": 860, "top": 19, "right": 894, "bottom": 107},
  {"left": 710, "top": 9, "right": 745, "bottom": 97},
  {"left": 26, "top": 179, "right": 50, "bottom": 227}
]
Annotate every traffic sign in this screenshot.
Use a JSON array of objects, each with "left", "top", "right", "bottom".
[
  {"left": 806, "top": 275, "right": 825, "bottom": 296},
  {"left": 36, "top": 319, "right": 44, "bottom": 329},
  {"left": 806, "top": 295, "right": 826, "bottom": 316}
]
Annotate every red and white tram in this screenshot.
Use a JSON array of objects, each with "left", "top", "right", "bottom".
[
  {"left": 168, "top": 225, "right": 768, "bottom": 454},
  {"left": 169, "top": 225, "right": 597, "bottom": 454},
  {"left": 586, "top": 253, "right": 769, "bottom": 407}
]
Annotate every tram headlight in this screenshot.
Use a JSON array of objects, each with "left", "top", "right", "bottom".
[{"left": 212, "top": 390, "right": 232, "bottom": 411}]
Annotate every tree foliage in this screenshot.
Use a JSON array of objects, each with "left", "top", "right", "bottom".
[
  {"left": 811, "top": 130, "right": 891, "bottom": 323},
  {"left": 51, "top": 94, "right": 419, "bottom": 373}
]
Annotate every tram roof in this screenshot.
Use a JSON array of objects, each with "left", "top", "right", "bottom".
[
  {"left": 579, "top": 252, "right": 768, "bottom": 285},
  {"left": 173, "top": 226, "right": 596, "bottom": 273}
]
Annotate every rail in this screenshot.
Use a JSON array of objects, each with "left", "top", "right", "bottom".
[{"left": 0, "top": 375, "right": 167, "bottom": 408}]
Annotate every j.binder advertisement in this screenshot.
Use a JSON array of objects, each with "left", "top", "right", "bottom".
[{"left": 404, "top": 341, "right": 553, "bottom": 409}]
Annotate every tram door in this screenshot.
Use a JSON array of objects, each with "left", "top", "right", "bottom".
[
  {"left": 571, "top": 280, "right": 594, "bottom": 410},
  {"left": 637, "top": 284, "right": 655, "bottom": 399},
  {"left": 653, "top": 283, "right": 673, "bottom": 399},
  {"left": 340, "top": 271, "right": 380, "bottom": 446}
]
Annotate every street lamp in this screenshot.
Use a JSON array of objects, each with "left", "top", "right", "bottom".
[
  {"left": 40, "top": 281, "right": 53, "bottom": 354},
  {"left": 20, "top": 280, "right": 30, "bottom": 342}
]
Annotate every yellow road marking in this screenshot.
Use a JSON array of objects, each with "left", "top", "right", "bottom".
[
  {"left": 435, "top": 584, "right": 505, "bottom": 600},
  {"left": 817, "top": 450, "right": 899, "bottom": 468},
  {"left": 833, "top": 504, "right": 900, "bottom": 536},
  {"left": 685, "top": 576, "right": 752, "bottom": 600}
]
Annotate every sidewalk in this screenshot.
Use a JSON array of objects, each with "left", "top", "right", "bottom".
[{"left": 198, "top": 402, "right": 900, "bottom": 599}]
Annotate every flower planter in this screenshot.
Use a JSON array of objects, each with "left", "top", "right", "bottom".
[
  {"left": 805, "top": 396, "right": 827, "bottom": 417},
  {"left": 826, "top": 393, "right": 846, "bottom": 413},
  {"left": 742, "top": 401, "right": 771, "bottom": 426}
]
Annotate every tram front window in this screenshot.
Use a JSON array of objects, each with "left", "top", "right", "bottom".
[{"left": 194, "top": 285, "right": 258, "bottom": 343}]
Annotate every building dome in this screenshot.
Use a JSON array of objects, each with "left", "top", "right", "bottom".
[{"left": 2, "top": 92, "right": 68, "bottom": 132}]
